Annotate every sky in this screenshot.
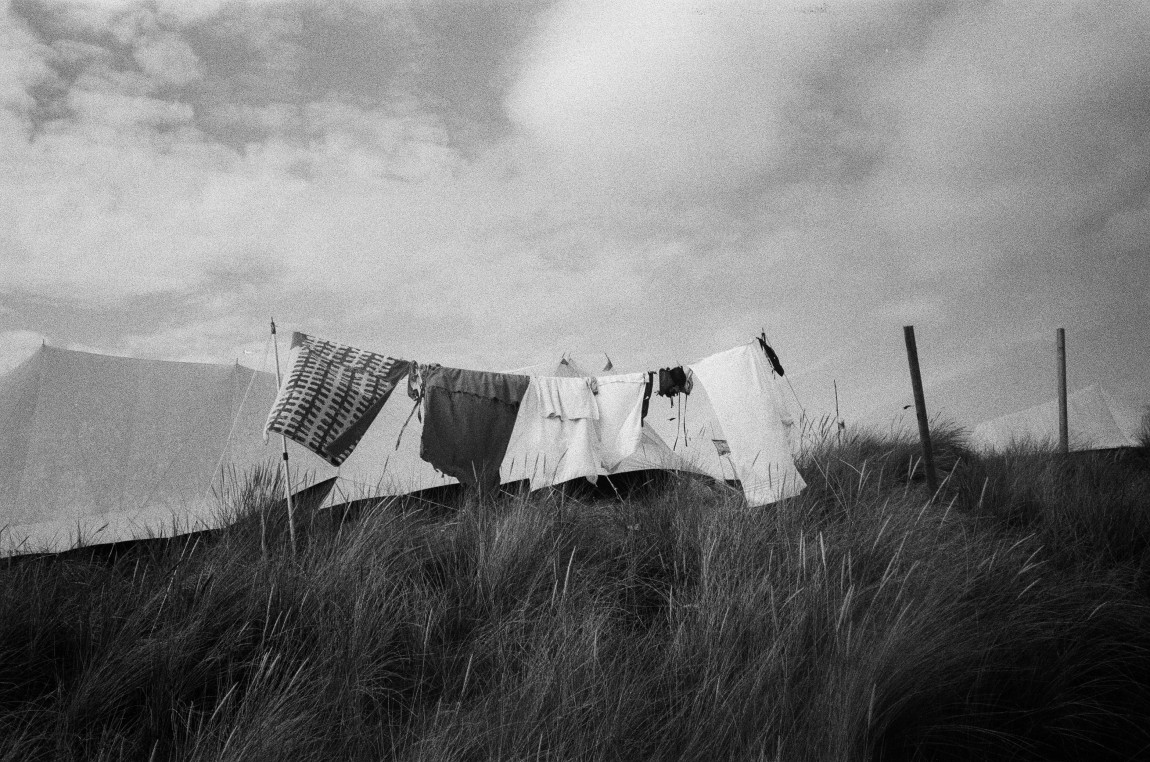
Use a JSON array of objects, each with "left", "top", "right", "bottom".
[{"left": 1, "top": 0, "right": 1148, "bottom": 433}]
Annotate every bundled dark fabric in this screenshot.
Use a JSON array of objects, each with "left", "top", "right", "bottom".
[
  {"left": 757, "top": 337, "right": 785, "bottom": 376},
  {"left": 640, "top": 372, "right": 655, "bottom": 422},
  {"left": 407, "top": 362, "right": 441, "bottom": 403},
  {"left": 657, "top": 366, "right": 692, "bottom": 397},
  {"left": 418, "top": 367, "right": 530, "bottom": 491}
]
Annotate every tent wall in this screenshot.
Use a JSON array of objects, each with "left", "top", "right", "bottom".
[
  {"left": 972, "top": 384, "right": 1148, "bottom": 452},
  {"left": 0, "top": 347, "right": 330, "bottom": 556}
]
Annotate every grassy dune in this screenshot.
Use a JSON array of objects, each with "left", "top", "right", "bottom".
[{"left": 3, "top": 427, "right": 1150, "bottom": 761}]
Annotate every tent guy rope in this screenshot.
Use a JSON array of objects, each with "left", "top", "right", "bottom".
[{"left": 271, "top": 319, "right": 297, "bottom": 556}]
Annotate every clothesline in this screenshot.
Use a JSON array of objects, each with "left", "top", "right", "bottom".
[{"left": 265, "top": 332, "right": 807, "bottom": 507}]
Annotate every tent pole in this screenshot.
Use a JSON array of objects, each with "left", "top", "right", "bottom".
[
  {"left": 903, "top": 326, "right": 939, "bottom": 495},
  {"left": 1057, "top": 327, "right": 1069, "bottom": 455},
  {"left": 271, "top": 319, "right": 297, "bottom": 556}
]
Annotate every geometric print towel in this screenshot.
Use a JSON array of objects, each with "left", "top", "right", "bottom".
[{"left": 264, "top": 332, "right": 410, "bottom": 466}]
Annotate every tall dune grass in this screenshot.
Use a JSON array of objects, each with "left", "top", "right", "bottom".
[{"left": 2, "top": 428, "right": 1149, "bottom": 760}]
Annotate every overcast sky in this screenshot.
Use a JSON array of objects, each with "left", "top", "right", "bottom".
[{"left": 2, "top": 0, "right": 1148, "bottom": 432}]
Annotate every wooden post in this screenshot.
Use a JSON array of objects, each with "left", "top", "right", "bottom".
[
  {"left": 271, "top": 319, "right": 297, "bottom": 556},
  {"left": 1057, "top": 327, "right": 1069, "bottom": 454},
  {"left": 903, "top": 326, "right": 939, "bottom": 494}
]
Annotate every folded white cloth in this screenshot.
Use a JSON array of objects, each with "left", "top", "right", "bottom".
[
  {"left": 501, "top": 376, "right": 602, "bottom": 489},
  {"left": 536, "top": 376, "right": 600, "bottom": 421}
]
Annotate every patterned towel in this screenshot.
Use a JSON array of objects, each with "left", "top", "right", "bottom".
[{"left": 265, "top": 332, "right": 410, "bottom": 466}]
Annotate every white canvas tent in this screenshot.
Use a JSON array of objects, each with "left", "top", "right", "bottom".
[
  {"left": 0, "top": 345, "right": 335, "bottom": 556},
  {"left": 971, "top": 383, "right": 1149, "bottom": 452}
]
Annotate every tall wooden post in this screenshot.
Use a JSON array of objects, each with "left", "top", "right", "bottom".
[
  {"left": 271, "top": 319, "right": 297, "bottom": 555},
  {"left": 1057, "top": 327, "right": 1069, "bottom": 454},
  {"left": 903, "top": 325, "right": 939, "bottom": 494}
]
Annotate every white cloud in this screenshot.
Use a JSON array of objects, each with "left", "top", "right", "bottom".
[
  {"left": 116, "top": 312, "right": 274, "bottom": 363},
  {"left": 0, "top": 0, "right": 473, "bottom": 308},
  {"left": 3, "top": 0, "right": 1148, "bottom": 431},
  {"left": 53, "top": 0, "right": 261, "bottom": 27},
  {"left": 0, "top": 12, "right": 57, "bottom": 113},
  {"left": 67, "top": 88, "right": 195, "bottom": 127},
  {"left": 133, "top": 31, "right": 203, "bottom": 87},
  {"left": 506, "top": 0, "right": 901, "bottom": 199}
]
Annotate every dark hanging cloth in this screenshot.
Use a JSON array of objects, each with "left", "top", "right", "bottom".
[
  {"left": 640, "top": 372, "right": 655, "bottom": 422},
  {"left": 417, "top": 366, "right": 531, "bottom": 492},
  {"left": 757, "top": 337, "right": 785, "bottom": 376},
  {"left": 657, "top": 366, "right": 692, "bottom": 397}
]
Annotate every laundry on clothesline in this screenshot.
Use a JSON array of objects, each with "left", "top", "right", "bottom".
[
  {"left": 416, "top": 366, "right": 530, "bottom": 492},
  {"left": 267, "top": 334, "right": 805, "bottom": 507},
  {"left": 264, "top": 332, "right": 409, "bottom": 466}
]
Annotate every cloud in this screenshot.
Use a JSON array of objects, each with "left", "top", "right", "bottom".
[
  {"left": 501, "top": 0, "right": 1150, "bottom": 423},
  {"left": 2, "top": 0, "right": 1148, "bottom": 431},
  {"left": 508, "top": 0, "right": 788, "bottom": 197},
  {"left": 506, "top": 0, "right": 939, "bottom": 202},
  {"left": 875, "top": 2, "right": 1150, "bottom": 261},
  {"left": 1, "top": 1, "right": 482, "bottom": 308},
  {"left": 0, "top": 1, "right": 552, "bottom": 377},
  {"left": 133, "top": 31, "right": 202, "bottom": 86},
  {"left": 506, "top": 0, "right": 1150, "bottom": 242},
  {"left": 0, "top": 8, "right": 56, "bottom": 113}
]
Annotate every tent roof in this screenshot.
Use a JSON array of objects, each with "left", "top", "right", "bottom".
[{"left": 971, "top": 383, "right": 1149, "bottom": 452}]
